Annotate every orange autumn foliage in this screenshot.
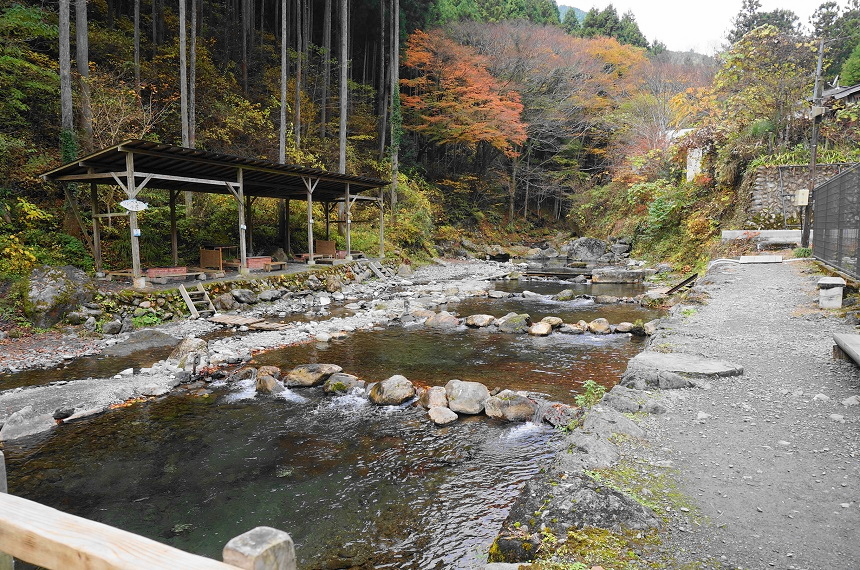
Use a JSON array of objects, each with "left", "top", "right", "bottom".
[{"left": 401, "top": 29, "right": 527, "bottom": 158}]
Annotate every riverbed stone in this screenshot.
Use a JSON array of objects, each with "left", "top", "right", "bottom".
[
  {"left": 540, "top": 402, "right": 581, "bottom": 428},
  {"left": 615, "top": 321, "right": 634, "bottom": 333},
  {"left": 428, "top": 406, "right": 458, "bottom": 426},
  {"left": 323, "top": 373, "right": 366, "bottom": 395},
  {"left": 587, "top": 318, "right": 611, "bottom": 334},
  {"left": 256, "top": 374, "right": 285, "bottom": 394},
  {"left": 214, "top": 292, "right": 239, "bottom": 311},
  {"left": 425, "top": 311, "right": 460, "bottom": 329},
  {"left": 488, "top": 290, "right": 510, "bottom": 299},
  {"left": 558, "top": 323, "right": 584, "bottom": 334},
  {"left": 491, "top": 473, "right": 659, "bottom": 563},
  {"left": 257, "top": 365, "right": 281, "bottom": 379},
  {"left": 369, "top": 375, "right": 416, "bottom": 405},
  {"left": 528, "top": 322, "right": 553, "bottom": 336},
  {"left": 445, "top": 379, "right": 490, "bottom": 414},
  {"left": 0, "top": 406, "right": 55, "bottom": 441},
  {"left": 168, "top": 337, "right": 209, "bottom": 368},
  {"left": 497, "top": 313, "right": 531, "bottom": 334},
  {"left": 102, "top": 319, "right": 123, "bottom": 335},
  {"left": 465, "top": 314, "right": 496, "bottom": 328},
  {"left": 258, "top": 289, "right": 284, "bottom": 302},
  {"left": 582, "top": 405, "right": 645, "bottom": 439},
  {"left": 626, "top": 352, "right": 744, "bottom": 378},
  {"left": 484, "top": 390, "right": 537, "bottom": 422},
  {"left": 541, "top": 316, "right": 563, "bottom": 328},
  {"left": 419, "top": 385, "right": 448, "bottom": 409},
  {"left": 231, "top": 289, "right": 259, "bottom": 304},
  {"left": 284, "top": 363, "right": 343, "bottom": 387},
  {"left": 555, "top": 289, "right": 577, "bottom": 301},
  {"left": 556, "top": 431, "right": 621, "bottom": 470}
]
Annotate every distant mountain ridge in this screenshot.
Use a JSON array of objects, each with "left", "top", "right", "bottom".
[{"left": 557, "top": 4, "right": 585, "bottom": 22}]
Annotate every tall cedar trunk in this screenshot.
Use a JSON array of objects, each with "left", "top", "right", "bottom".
[
  {"left": 377, "top": 0, "right": 386, "bottom": 160},
  {"left": 134, "top": 0, "right": 140, "bottom": 92},
  {"left": 75, "top": 0, "right": 92, "bottom": 152},
  {"left": 338, "top": 0, "right": 347, "bottom": 173},
  {"left": 241, "top": 0, "right": 249, "bottom": 93},
  {"left": 279, "top": 0, "right": 288, "bottom": 163},
  {"left": 390, "top": 0, "right": 399, "bottom": 210},
  {"left": 294, "top": 0, "right": 301, "bottom": 148},
  {"left": 179, "top": 0, "right": 191, "bottom": 210},
  {"left": 189, "top": 0, "right": 197, "bottom": 146},
  {"left": 320, "top": 0, "right": 331, "bottom": 137},
  {"left": 151, "top": 0, "right": 158, "bottom": 47},
  {"left": 59, "top": 0, "right": 75, "bottom": 160}
]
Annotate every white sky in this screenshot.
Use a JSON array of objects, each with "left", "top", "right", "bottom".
[{"left": 559, "top": 1, "right": 832, "bottom": 54}]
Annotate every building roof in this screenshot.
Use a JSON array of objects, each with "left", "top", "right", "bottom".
[
  {"left": 41, "top": 139, "right": 389, "bottom": 202},
  {"left": 822, "top": 83, "right": 860, "bottom": 102}
]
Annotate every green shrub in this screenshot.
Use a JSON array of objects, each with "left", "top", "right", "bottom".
[{"left": 793, "top": 247, "right": 812, "bottom": 258}]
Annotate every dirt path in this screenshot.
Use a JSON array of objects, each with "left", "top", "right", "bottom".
[{"left": 645, "top": 260, "right": 860, "bottom": 568}]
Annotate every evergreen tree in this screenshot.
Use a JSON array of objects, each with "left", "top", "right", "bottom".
[
  {"left": 841, "top": 42, "right": 860, "bottom": 85},
  {"left": 562, "top": 7, "right": 580, "bottom": 34},
  {"left": 727, "top": 0, "right": 799, "bottom": 45}
]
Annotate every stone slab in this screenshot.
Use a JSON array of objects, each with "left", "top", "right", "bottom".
[
  {"left": 722, "top": 230, "right": 800, "bottom": 242},
  {"left": 627, "top": 352, "right": 744, "bottom": 378},
  {"left": 818, "top": 277, "right": 847, "bottom": 289},
  {"left": 833, "top": 334, "right": 860, "bottom": 367},
  {"left": 739, "top": 255, "right": 783, "bottom": 264}
]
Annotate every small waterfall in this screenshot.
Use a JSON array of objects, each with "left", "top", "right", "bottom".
[{"left": 531, "top": 398, "right": 554, "bottom": 425}]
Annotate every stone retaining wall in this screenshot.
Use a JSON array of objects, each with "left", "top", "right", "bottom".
[{"left": 750, "top": 164, "right": 850, "bottom": 215}]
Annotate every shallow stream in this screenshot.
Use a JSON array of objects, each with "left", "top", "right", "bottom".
[{"left": 3, "top": 279, "right": 657, "bottom": 568}]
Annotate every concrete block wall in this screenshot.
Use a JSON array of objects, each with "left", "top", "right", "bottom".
[{"left": 750, "top": 165, "right": 849, "bottom": 214}]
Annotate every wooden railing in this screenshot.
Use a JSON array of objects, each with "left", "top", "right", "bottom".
[{"left": 0, "top": 451, "right": 296, "bottom": 570}]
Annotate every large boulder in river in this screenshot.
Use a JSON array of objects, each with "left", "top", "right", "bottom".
[
  {"left": 256, "top": 374, "right": 285, "bottom": 394},
  {"left": 425, "top": 311, "right": 460, "bottom": 329},
  {"left": 497, "top": 313, "right": 531, "bottom": 334},
  {"left": 528, "top": 322, "right": 552, "bottom": 336},
  {"left": 369, "top": 375, "right": 415, "bottom": 405},
  {"left": 284, "top": 363, "right": 342, "bottom": 387},
  {"left": 445, "top": 379, "right": 490, "bottom": 414},
  {"left": 568, "top": 238, "right": 608, "bottom": 261},
  {"left": 465, "top": 314, "right": 495, "bottom": 328},
  {"left": 25, "top": 265, "right": 96, "bottom": 328},
  {"left": 428, "top": 406, "right": 458, "bottom": 426},
  {"left": 419, "top": 385, "right": 448, "bottom": 409},
  {"left": 587, "top": 318, "right": 612, "bottom": 334},
  {"left": 484, "top": 390, "right": 537, "bottom": 422},
  {"left": 555, "top": 288, "right": 578, "bottom": 301},
  {"left": 323, "top": 373, "right": 366, "bottom": 395}
]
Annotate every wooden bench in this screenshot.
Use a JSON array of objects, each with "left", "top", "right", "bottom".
[{"left": 263, "top": 260, "right": 288, "bottom": 271}]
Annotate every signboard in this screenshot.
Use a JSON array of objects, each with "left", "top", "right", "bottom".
[
  {"left": 795, "top": 189, "right": 809, "bottom": 207},
  {"left": 119, "top": 199, "right": 148, "bottom": 212}
]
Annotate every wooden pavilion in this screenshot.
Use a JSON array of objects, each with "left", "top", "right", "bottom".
[{"left": 41, "top": 140, "right": 389, "bottom": 288}]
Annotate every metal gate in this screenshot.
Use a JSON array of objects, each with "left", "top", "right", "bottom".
[{"left": 813, "top": 163, "right": 860, "bottom": 278}]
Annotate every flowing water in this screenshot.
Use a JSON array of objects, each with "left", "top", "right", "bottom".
[
  {"left": 5, "top": 388, "right": 556, "bottom": 569},
  {"left": 3, "top": 279, "right": 657, "bottom": 567}
]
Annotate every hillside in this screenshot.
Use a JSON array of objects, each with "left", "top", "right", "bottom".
[{"left": 557, "top": 4, "right": 585, "bottom": 22}]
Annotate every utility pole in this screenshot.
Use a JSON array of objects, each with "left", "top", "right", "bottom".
[{"left": 801, "top": 38, "right": 826, "bottom": 248}]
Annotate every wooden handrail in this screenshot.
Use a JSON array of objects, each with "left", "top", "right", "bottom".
[{"left": 0, "top": 492, "right": 238, "bottom": 569}]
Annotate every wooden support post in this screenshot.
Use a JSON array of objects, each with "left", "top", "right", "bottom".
[
  {"left": 324, "top": 202, "right": 331, "bottom": 240},
  {"left": 170, "top": 189, "right": 178, "bottom": 266},
  {"left": 302, "top": 177, "right": 319, "bottom": 265},
  {"left": 344, "top": 183, "right": 352, "bottom": 260},
  {"left": 285, "top": 198, "right": 291, "bottom": 256},
  {"left": 237, "top": 169, "right": 249, "bottom": 275},
  {"left": 125, "top": 152, "right": 146, "bottom": 289},
  {"left": 90, "top": 181, "right": 103, "bottom": 276},
  {"left": 223, "top": 526, "right": 296, "bottom": 570}
]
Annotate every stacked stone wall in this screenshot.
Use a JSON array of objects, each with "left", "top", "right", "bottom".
[{"left": 750, "top": 164, "right": 850, "bottom": 214}]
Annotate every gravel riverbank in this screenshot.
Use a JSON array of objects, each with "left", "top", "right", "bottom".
[{"left": 640, "top": 260, "right": 860, "bottom": 568}]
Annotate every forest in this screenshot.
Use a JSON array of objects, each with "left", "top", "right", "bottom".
[{"left": 2, "top": 0, "right": 860, "bottom": 288}]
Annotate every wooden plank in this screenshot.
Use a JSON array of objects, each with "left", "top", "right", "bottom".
[
  {"left": 368, "top": 262, "right": 386, "bottom": 279},
  {"left": 0, "top": 492, "right": 238, "bottom": 570},
  {"left": 666, "top": 273, "right": 698, "bottom": 295},
  {"left": 179, "top": 284, "right": 200, "bottom": 318}
]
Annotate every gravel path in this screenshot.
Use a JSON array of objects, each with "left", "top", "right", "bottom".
[{"left": 643, "top": 260, "right": 860, "bottom": 568}]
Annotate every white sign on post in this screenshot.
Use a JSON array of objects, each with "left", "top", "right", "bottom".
[{"left": 119, "top": 199, "right": 149, "bottom": 212}]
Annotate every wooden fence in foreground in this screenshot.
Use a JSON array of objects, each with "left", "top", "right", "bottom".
[{"left": 0, "top": 451, "right": 296, "bottom": 570}]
